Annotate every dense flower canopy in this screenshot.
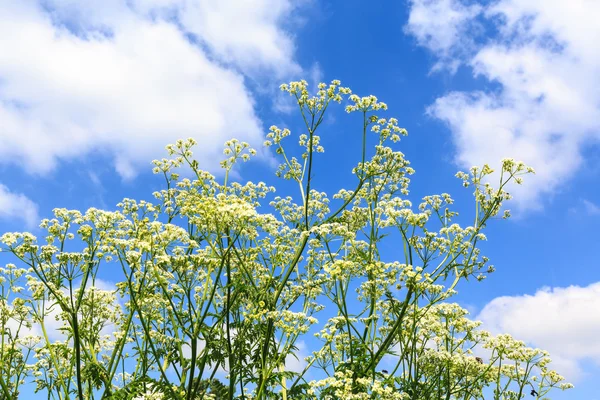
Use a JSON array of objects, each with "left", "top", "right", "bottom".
[{"left": 0, "top": 80, "right": 572, "bottom": 399}]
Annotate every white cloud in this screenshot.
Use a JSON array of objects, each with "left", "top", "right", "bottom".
[
  {"left": 0, "top": 0, "right": 299, "bottom": 178},
  {"left": 405, "top": 0, "right": 482, "bottom": 72},
  {"left": 406, "top": 0, "right": 600, "bottom": 210},
  {"left": 3, "top": 279, "right": 119, "bottom": 346},
  {"left": 569, "top": 199, "right": 600, "bottom": 216},
  {"left": 582, "top": 199, "right": 600, "bottom": 216},
  {"left": 164, "top": 0, "right": 300, "bottom": 77},
  {"left": 285, "top": 340, "right": 308, "bottom": 373},
  {"left": 0, "top": 184, "right": 39, "bottom": 229},
  {"left": 477, "top": 282, "right": 600, "bottom": 381},
  {"left": 34, "top": 279, "right": 119, "bottom": 342}
]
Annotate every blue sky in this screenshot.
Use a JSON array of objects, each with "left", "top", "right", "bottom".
[{"left": 1, "top": 0, "right": 599, "bottom": 398}]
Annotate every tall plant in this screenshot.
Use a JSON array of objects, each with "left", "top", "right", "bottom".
[{"left": 0, "top": 80, "right": 572, "bottom": 399}]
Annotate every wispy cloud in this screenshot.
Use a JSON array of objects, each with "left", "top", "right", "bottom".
[
  {"left": 582, "top": 199, "right": 600, "bottom": 216},
  {"left": 406, "top": 0, "right": 600, "bottom": 211},
  {"left": 569, "top": 199, "right": 600, "bottom": 216}
]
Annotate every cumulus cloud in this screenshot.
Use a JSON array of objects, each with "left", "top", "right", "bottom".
[
  {"left": 163, "top": 0, "right": 300, "bottom": 76},
  {"left": 0, "top": 184, "right": 39, "bottom": 229},
  {"left": 405, "top": 0, "right": 482, "bottom": 72},
  {"left": 0, "top": 0, "right": 299, "bottom": 178},
  {"left": 477, "top": 282, "right": 600, "bottom": 381},
  {"left": 406, "top": 0, "right": 600, "bottom": 210}
]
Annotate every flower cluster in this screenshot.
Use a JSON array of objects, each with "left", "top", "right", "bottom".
[{"left": 0, "top": 79, "right": 571, "bottom": 400}]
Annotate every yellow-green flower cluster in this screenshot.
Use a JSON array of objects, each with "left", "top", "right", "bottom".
[{"left": 0, "top": 79, "right": 570, "bottom": 400}]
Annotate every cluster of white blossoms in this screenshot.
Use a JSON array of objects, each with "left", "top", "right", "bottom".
[
  {"left": 0, "top": 79, "right": 572, "bottom": 399},
  {"left": 309, "top": 369, "right": 410, "bottom": 399},
  {"left": 280, "top": 79, "right": 351, "bottom": 112}
]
